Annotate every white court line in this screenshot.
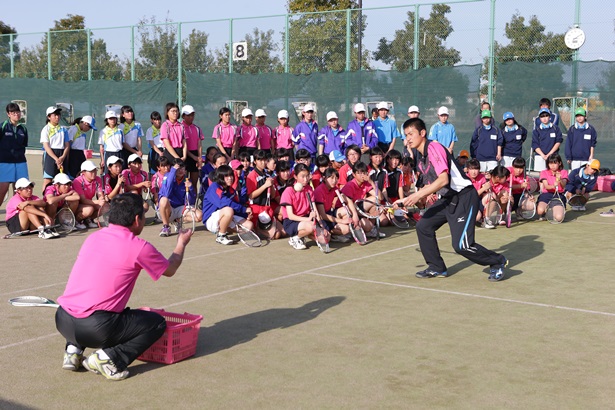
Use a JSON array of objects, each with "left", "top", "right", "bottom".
[
  {"left": 306, "top": 272, "right": 615, "bottom": 318},
  {"left": 1, "top": 282, "right": 66, "bottom": 297},
  {"left": 0, "top": 333, "right": 57, "bottom": 351}
]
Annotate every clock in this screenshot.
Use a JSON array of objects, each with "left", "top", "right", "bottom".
[{"left": 565, "top": 27, "right": 585, "bottom": 50}]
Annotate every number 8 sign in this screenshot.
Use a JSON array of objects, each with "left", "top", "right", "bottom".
[{"left": 233, "top": 42, "right": 248, "bottom": 61}]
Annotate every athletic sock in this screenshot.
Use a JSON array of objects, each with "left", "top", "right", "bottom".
[{"left": 66, "top": 345, "right": 83, "bottom": 354}]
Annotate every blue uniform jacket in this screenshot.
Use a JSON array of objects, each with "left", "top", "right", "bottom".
[
  {"left": 292, "top": 121, "right": 319, "bottom": 155},
  {"left": 565, "top": 123, "right": 597, "bottom": 161},
  {"left": 0, "top": 120, "right": 28, "bottom": 163},
  {"left": 565, "top": 167, "right": 598, "bottom": 193},
  {"left": 201, "top": 182, "right": 248, "bottom": 222},
  {"left": 501, "top": 124, "right": 527, "bottom": 157},
  {"left": 532, "top": 124, "right": 563, "bottom": 154},
  {"left": 345, "top": 119, "right": 378, "bottom": 148},
  {"left": 470, "top": 125, "right": 503, "bottom": 161},
  {"left": 318, "top": 125, "right": 345, "bottom": 155},
  {"left": 159, "top": 167, "right": 196, "bottom": 208}
]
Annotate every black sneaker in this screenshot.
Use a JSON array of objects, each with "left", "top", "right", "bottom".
[
  {"left": 415, "top": 269, "right": 448, "bottom": 278},
  {"left": 488, "top": 258, "right": 508, "bottom": 282}
]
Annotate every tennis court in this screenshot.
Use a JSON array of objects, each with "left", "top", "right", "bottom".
[{"left": 1, "top": 154, "right": 615, "bottom": 409}]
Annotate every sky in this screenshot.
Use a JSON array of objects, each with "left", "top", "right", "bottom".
[{"left": 3, "top": 0, "right": 614, "bottom": 67}]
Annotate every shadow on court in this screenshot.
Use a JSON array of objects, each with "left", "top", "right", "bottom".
[
  {"left": 0, "top": 399, "right": 38, "bottom": 410},
  {"left": 197, "top": 296, "right": 345, "bottom": 356}
]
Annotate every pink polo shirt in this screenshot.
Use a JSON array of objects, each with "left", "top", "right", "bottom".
[
  {"left": 73, "top": 175, "right": 103, "bottom": 200},
  {"left": 5, "top": 193, "right": 40, "bottom": 220},
  {"left": 280, "top": 185, "right": 314, "bottom": 219},
  {"left": 44, "top": 185, "right": 65, "bottom": 208},
  {"left": 274, "top": 126, "right": 294, "bottom": 150},
  {"left": 58, "top": 224, "right": 169, "bottom": 318},
  {"left": 540, "top": 169, "right": 569, "bottom": 193},
  {"left": 256, "top": 124, "right": 274, "bottom": 150},
  {"left": 212, "top": 123, "right": 237, "bottom": 148},
  {"left": 160, "top": 119, "right": 184, "bottom": 149},
  {"left": 183, "top": 123, "right": 204, "bottom": 151},
  {"left": 236, "top": 124, "right": 259, "bottom": 148}
]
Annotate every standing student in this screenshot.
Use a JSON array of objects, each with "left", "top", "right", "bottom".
[
  {"left": 41, "top": 106, "right": 70, "bottom": 187},
  {"left": 0, "top": 103, "right": 29, "bottom": 207},
  {"left": 67, "top": 116, "right": 96, "bottom": 179},
  {"left": 255, "top": 109, "right": 275, "bottom": 155},
  {"left": 292, "top": 104, "right": 319, "bottom": 160},
  {"left": 181, "top": 105, "right": 204, "bottom": 190},
  {"left": 407, "top": 105, "right": 420, "bottom": 119},
  {"left": 146, "top": 111, "right": 163, "bottom": 175},
  {"left": 397, "top": 118, "right": 507, "bottom": 282},
  {"left": 473, "top": 101, "right": 494, "bottom": 130},
  {"left": 428, "top": 106, "right": 457, "bottom": 155},
  {"left": 373, "top": 101, "right": 400, "bottom": 155},
  {"left": 565, "top": 107, "right": 597, "bottom": 171},
  {"left": 233, "top": 108, "right": 259, "bottom": 159},
  {"left": 533, "top": 97, "right": 559, "bottom": 130},
  {"left": 55, "top": 193, "right": 193, "bottom": 380},
  {"left": 274, "top": 110, "right": 294, "bottom": 161},
  {"left": 98, "top": 111, "right": 124, "bottom": 174},
  {"left": 470, "top": 109, "right": 503, "bottom": 173},
  {"left": 500, "top": 112, "right": 527, "bottom": 168},
  {"left": 120, "top": 105, "right": 144, "bottom": 168},
  {"left": 160, "top": 102, "right": 186, "bottom": 164},
  {"left": 318, "top": 111, "right": 345, "bottom": 156},
  {"left": 532, "top": 108, "right": 563, "bottom": 172},
  {"left": 345, "top": 103, "right": 377, "bottom": 164},
  {"left": 212, "top": 107, "right": 237, "bottom": 159}
]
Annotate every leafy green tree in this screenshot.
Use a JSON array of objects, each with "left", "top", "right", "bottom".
[
  {"left": 373, "top": 4, "right": 460, "bottom": 71},
  {"left": 14, "top": 15, "right": 123, "bottom": 80},
  {"left": 0, "top": 21, "right": 19, "bottom": 78},
  {"left": 212, "top": 28, "right": 283, "bottom": 74},
  {"left": 286, "top": 0, "right": 369, "bottom": 74}
]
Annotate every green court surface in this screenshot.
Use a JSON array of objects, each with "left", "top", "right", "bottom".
[{"left": 1, "top": 155, "right": 615, "bottom": 409}]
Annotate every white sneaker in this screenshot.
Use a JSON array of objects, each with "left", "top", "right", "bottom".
[
  {"left": 482, "top": 219, "right": 495, "bottom": 229},
  {"left": 75, "top": 221, "right": 87, "bottom": 230},
  {"left": 46, "top": 225, "right": 60, "bottom": 237},
  {"left": 288, "top": 236, "right": 306, "bottom": 250},
  {"left": 367, "top": 227, "right": 386, "bottom": 238},
  {"left": 216, "top": 233, "right": 233, "bottom": 245},
  {"left": 62, "top": 352, "right": 83, "bottom": 371},
  {"left": 330, "top": 234, "right": 350, "bottom": 243},
  {"left": 38, "top": 228, "right": 53, "bottom": 239},
  {"left": 86, "top": 219, "right": 98, "bottom": 228},
  {"left": 83, "top": 350, "right": 129, "bottom": 381}
]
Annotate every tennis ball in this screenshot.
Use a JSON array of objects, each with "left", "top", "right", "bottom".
[{"left": 294, "top": 182, "right": 303, "bottom": 192}]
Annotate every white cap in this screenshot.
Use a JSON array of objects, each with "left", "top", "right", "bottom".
[
  {"left": 302, "top": 104, "right": 315, "bottom": 112},
  {"left": 376, "top": 101, "right": 389, "bottom": 111},
  {"left": 354, "top": 103, "right": 366, "bottom": 113},
  {"left": 81, "top": 160, "right": 97, "bottom": 172},
  {"left": 105, "top": 110, "right": 118, "bottom": 119},
  {"left": 127, "top": 153, "right": 142, "bottom": 163},
  {"left": 106, "top": 155, "right": 123, "bottom": 167},
  {"left": 53, "top": 173, "right": 71, "bottom": 185},
  {"left": 81, "top": 115, "right": 97, "bottom": 130},
  {"left": 15, "top": 177, "right": 34, "bottom": 189},
  {"left": 181, "top": 105, "right": 195, "bottom": 115},
  {"left": 437, "top": 106, "right": 449, "bottom": 116},
  {"left": 408, "top": 105, "right": 420, "bottom": 113},
  {"left": 46, "top": 106, "right": 61, "bottom": 116},
  {"left": 241, "top": 108, "right": 253, "bottom": 117},
  {"left": 326, "top": 111, "right": 338, "bottom": 121},
  {"left": 254, "top": 109, "right": 267, "bottom": 117},
  {"left": 277, "top": 110, "right": 289, "bottom": 119}
]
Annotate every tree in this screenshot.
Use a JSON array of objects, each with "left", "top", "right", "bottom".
[
  {"left": 212, "top": 28, "right": 283, "bottom": 74},
  {"left": 373, "top": 4, "right": 460, "bottom": 71},
  {"left": 0, "top": 21, "right": 19, "bottom": 77},
  {"left": 286, "top": 0, "right": 369, "bottom": 74},
  {"left": 14, "top": 15, "right": 123, "bottom": 80}
]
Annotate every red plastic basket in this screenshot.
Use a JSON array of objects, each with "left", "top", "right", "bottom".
[{"left": 137, "top": 307, "right": 203, "bottom": 365}]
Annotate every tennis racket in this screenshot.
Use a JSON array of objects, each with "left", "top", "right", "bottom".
[
  {"left": 517, "top": 171, "right": 537, "bottom": 220},
  {"left": 546, "top": 184, "right": 565, "bottom": 224},
  {"left": 181, "top": 183, "right": 197, "bottom": 233},
  {"left": 2, "top": 224, "right": 61, "bottom": 239},
  {"left": 8, "top": 296, "right": 59, "bottom": 308},
  {"left": 384, "top": 202, "right": 411, "bottom": 229},
  {"left": 373, "top": 184, "right": 381, "bottom": 240},
  {"left": 505, "top": 173, "right": 513, "bottom": 228},
  {"left": 56, "top": 206, "right": 76, "bottom": 233},
  {"left": 335, "top": 189, "right": 367, "bottom": 245},
  {"left": 526, "top": 176, "right": 539, "bottom": 194},
  {"left": 306, "top": 192, "right": 330, "bottom": 253},
  {"left": 97, "top": 201, "right": 111, "bottom": 227},
  {"left": 143, "top": 187, "right": 159, "bottom": 223},
  {"left": 236, "top": 222, "right": 262, "bottom": 247},
  {"left": 568, "top": 194, "right": 587, "bottom": 211},
  {"left": 484, "top": 188, "right": 503, "bottom": 227}
]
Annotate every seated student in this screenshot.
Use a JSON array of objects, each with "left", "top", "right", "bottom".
[
  {"left": 368, "top": 146, "right": 387, "bottom": 193},
  {"left": 340, "top": 161, "right": 385, "bottom": 238},
  {"left": 564, "top": 159, "right": 600, "bottom": 210},
  {"left": 456, "top": 149, "right": 470, "bottom": 172},
  {"left": 230, "top": 158, "right": 249, "bottom": 206},
  {"left": 311, "top": 154, "right": 330, "bottom": 189},
  {"left": 276, "top": 147, "right": 291, "bottom": 163},
  {"left": 294, "top": 149, "right": 315, "bottom": 173},
  {"left": 537, "top": 154, "right": 568, "bottom": 221},
  {"left": 238, "top": 151, "right": 253, "bottom": 174},
  {"left": 481, "top": 165, "right": 510, "bottom": 228},
  {"left": 73, "top": 160, "right": 106, "bottom": 229},
  {"left": 122, "top": 154, "right": 152, "bottom": 212},
  {"left": 104, "top": 155, "right": 126, "bottom": 201},
  {"left": 272, "top": 160, "right": 295, "bottom": 222},
  {"left": 44, "top": 172, "right": 81, "bottom": 228},
  {"left": 5, "top": 177, "right": 57, "bottom": 238},
  {"left": 280, "top": 163, "right": 318, "bottom": 250},
  {"left": 158, "top": 160, "right": 202, "bottom": 237},
  {"left": 507, "top": 157, "right": 532, "bottom": 216},
  {"left": 199, "top": 153, "right": 228, "bottom": 203},
  {"left": 384, "top": 149, "right": 405, "bottom": 204},
  {"left": 466, "top": 159, "right": 488, "bottom": 223},
  {"left": 313, "top": 167, "right": 361, "bottom": 243},
  {"left": 202, "top": 165, "right": 254, "bottom": 245},
  {"left": 55, "top": 193, "right": 193, "bottom": 381},
  {"left": 338, "top": 144, "right": 362, "bottom": 189},
  {"left": 401, "top": 156, "right": 415, "bottom": 198},
  {"left": 329, "top": 150, "right": 346, "bottom": 172},
  {"left": 247, "top": 150, "right": 283, "bottom": 240},
  {"left": 151, "top": 156, "right": 171, "bottom": 205},
  {"left": 264, "top": 151, "right": 277, "bottom": 178}
]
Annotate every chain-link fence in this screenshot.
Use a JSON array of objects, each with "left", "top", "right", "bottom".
[{"left": 1, "top": 0, "right": 615, "bottom": 168}]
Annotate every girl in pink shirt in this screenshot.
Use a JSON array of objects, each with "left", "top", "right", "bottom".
[
  {"left": 160, "top": 102, "right": 186, "bottom": 164},
  {"left": 280, "top": 163, "right": 315, "bottom": 250},
  {"left": 5, "top": 178, "right": 55, "bottom": 237},
  {"left": 233, "top": 109, "right": 259, "bottom": 159},
  {"left": 44, "top": 174, "right": 80, "bottom": 223},
  {"left": 537, "top": 153, "right": 568, "bottom": 221},
  {"left": 255, "top": 111, "right": 275, "bottom": 154},
  {"left": 212, "top": 107, "right": 237, "bottom": 159},
  {"left": 466, "top": 159, "right": 488, "bottom": 222},
  {"left": 275, "top": 110, "right": 294, "bottom": 160}
]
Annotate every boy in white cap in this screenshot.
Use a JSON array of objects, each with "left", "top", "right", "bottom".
[
  {"left": 318, "top": 111, "right": 346, "bottom": 156},
  {"left": 5, "top": 177, "right": 57, "bottom": 238},
  {"left": 373, "top": 101, "right": 400, "bottom": 155},
  {"left": 73, "top": 160, "right": 106, "bottom": 228},
  {"left": 429, "top": 106, "right": 457, "bottom": 155},
  {"left": 255, "top": 109, "right": 275, "bottom": 155}
]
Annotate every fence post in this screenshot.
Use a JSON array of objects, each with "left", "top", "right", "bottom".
[
  {"left": 9, "top": 33, "right": 14, "bottom": 78},
  {"left": 346, "top": 9, "right": 351, "bottom": 72},
  {"left": 487, "top": 0, "right": 496, "bottom": 104},
  {"left": 47, "top": 31, "right": 52, "bottom": 80},
  {"left": 178, "top": 22, "right": 183, "bottom": 108},
  {"left": 87, "top": 29, "right": 92, "bottom": 81},
  {"left": 131, "top": 26, "right": 135, "bottom": 81},
  {"left": 413, "top": 5, "right": 420, "bottom": 70}
]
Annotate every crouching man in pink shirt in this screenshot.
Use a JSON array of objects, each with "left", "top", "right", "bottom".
[{"left": 55, "top": 193, "right": 192, "bottom": 380}]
